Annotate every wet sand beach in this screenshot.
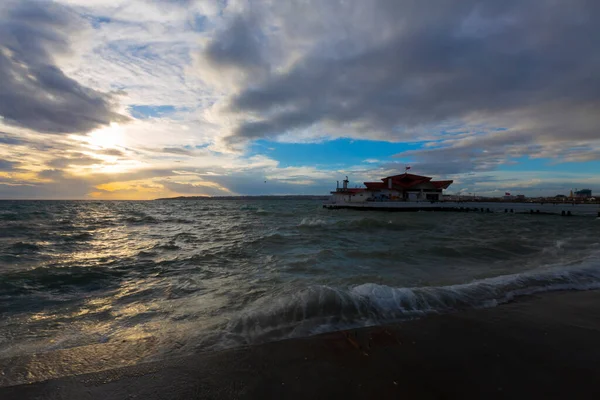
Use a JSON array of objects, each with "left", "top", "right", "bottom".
[{"left": 2, "top": 289, "right": 600, "bottom": 399}]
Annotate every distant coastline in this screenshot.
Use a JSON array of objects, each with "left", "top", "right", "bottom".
[
  {"left": 155, "top": 195, "right": 330, "bottom": 201},
  {"left": 153, "top": 194, "right": 599, "bottom": 204}
]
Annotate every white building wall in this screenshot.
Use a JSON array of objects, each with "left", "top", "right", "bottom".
[
  {"left": 378, "top": 189, "right": 400, "bottom": 199},
  {"left": 332, "top": 188, "right": 443, "bottom": 203},
  {"left": 331, "top": 193, "right": 347, "bottom": 203},
  {"left": 349, "top": 192, "right": 369, "bottom": 202},
  {"left": 332, "top": 192, "right": 370, "bottom": 203}
]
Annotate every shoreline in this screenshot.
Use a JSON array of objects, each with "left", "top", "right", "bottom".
[{"left": 3, "top": 289, "right": 600, "bottom": 399}]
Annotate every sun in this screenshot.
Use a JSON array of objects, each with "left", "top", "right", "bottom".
[{"left": 87, "top": 123, "right": 125, "bottom": 149}]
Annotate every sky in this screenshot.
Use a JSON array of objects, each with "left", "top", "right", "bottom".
[{"left": 0, "top": 0, "right": 599, "bottom": 199}]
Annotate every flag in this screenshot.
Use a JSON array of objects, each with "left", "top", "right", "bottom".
[
  {"left": 505, "top": 192, "right": 511, "bottom": 196},
  {"left": 405, "top": 166, "right": 411, "bottom": 170}
]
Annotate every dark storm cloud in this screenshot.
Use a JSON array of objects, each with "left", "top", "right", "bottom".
[
  {"left": 203, "top": 0, "right": 600, "bottom": 146},
  {"left": 203, "top": 15, "right": 266, "bottom": 73},
  {"left": 391, "top": 131, "right": 536, "bottom": 174},
  {"left": 393, "top": 131, "right": 600, "bottom": 174},
  {"left": 0, "top": 0, "right": 128, "bottom": 134}
]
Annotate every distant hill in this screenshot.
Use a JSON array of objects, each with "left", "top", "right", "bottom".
[{"left": 155, "top": 195, "right": 330, "bottom": 201}]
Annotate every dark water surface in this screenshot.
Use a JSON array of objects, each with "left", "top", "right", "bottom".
[{"left": 1, "top": 200, "right": 599, "bottom": 361}]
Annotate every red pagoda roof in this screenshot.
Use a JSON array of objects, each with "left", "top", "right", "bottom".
[
  {"left": 430, "top": 180, "right": 453, "bottom": 189},
  {"left": 362, "top": 173, "right": 453, "bottom": 191},
  {"left": 382, "top": 173, "right": 432, "bottom": 189},
  {"left": 383, "top": 173, "right": 432, "bottom": 181}
]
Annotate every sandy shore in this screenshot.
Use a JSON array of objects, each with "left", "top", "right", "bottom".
[{"left": 2, "top": 289, "right": 600, "bottom": 399}]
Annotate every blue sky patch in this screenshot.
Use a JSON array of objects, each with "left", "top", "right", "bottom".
[
  {"left": 90, "top": 16, "right": 111, "bottom": 28},
  {"left": 129, "top": 105, "right": 177, "bottom": 119},
  {"left": 251, "top": 139, "right": 426, "bottom": 168},
  {"left": 190, "top": 14, "right": 208, "bottom": 32}
]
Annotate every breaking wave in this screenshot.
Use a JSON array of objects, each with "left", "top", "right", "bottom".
[
  {"left": 298, "top": 217, "right": 327, "bottom": 227},
  {"left": 224, "top": 259, "right": 600, "bottom": 346}
]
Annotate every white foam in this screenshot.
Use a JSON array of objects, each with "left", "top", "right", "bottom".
[
  {"left": 298, "top": 217, "right": 327, "bottom": 227},
  {"left": 225, "top": 257, "right": 600, "bottom": 346},
  {"left": 352, "top": 262, "right": 600, "bottom": 315}
]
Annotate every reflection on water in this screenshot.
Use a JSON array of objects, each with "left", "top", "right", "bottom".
[{"left": 1, "top": 199, "right": 599, "bottom": 366}]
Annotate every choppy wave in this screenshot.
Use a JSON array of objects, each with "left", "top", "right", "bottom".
[
  {"left": 298, "top": 216, "right": 429, "bottom": 231},
  {"left": 2, "top": 199, "right": 600, "bottom": 362},
  {"left": 167, "top": 218, "right": 194, "bottom": 224},
  {"left": 8, "top": 242, "right": 41, "bottom": 253},
  {"left": 224, "top": 259, "right": 600, "bottom": 346},
  {"left": 153, "top": 242, "right": 181, "bottom": 251},
  {"left": 62, "top": 232, "right": 94, "bottom": 242},
  {"left": 0, "top": 266, "right": 125, "bottom": 315},
  {"left": 0, "top": 213, "right": 29, "bottom": 221},
  {"left": 123, "top": 215, "right": 159, "bottom": 224}
]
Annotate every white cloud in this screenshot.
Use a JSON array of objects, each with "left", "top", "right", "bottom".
[{"left": 1, "top": 0, "right": 599, "bottom": 199}]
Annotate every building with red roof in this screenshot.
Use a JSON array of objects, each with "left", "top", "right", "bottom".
[{"left": 331, "top": 173, "right": 453, "bottom": 203}]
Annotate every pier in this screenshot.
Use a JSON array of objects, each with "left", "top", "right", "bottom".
[
  {"left": 325, "top": 172, "right": 599, "bottom": 217},
  {"left": 323, "top": 201, "right": 600, "bottom": 217}
]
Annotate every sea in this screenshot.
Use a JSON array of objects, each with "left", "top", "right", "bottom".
[{"left": 1, "top": 199, "right": 599, "bottom": 364}]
